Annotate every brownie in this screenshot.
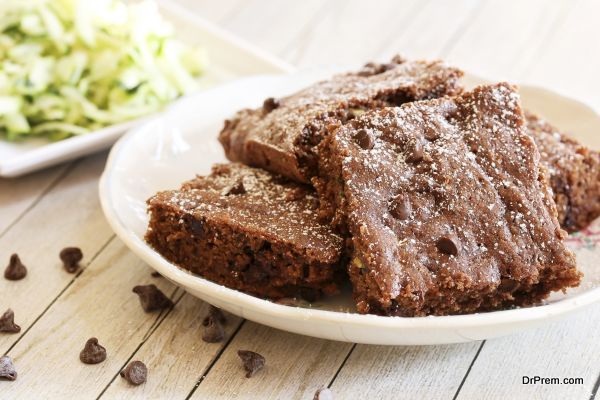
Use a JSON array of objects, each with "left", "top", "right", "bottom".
[
  {"left": 315, "top": 83, "right": 581, "bottom": 316},
  {"left": 219, "top": 57, "right": 464, "bottom": 183},
  {"left": 525, "top": 111, "right": 600, "bottom": 232},
  {"left": 145, "top": 164, "right": 345, "bottom": 301}
]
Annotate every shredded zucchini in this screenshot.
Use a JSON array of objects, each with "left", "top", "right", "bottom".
[{"left": 0, "top": 0, "right": 207, "bottom": 141}]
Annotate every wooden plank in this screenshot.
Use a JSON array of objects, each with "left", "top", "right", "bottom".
[
  {"left": 190, "top": 322, "right": 352, "bottom": 399},
  {"left": 330, "top": 342, "right": 482, "bottom": 400},
  {"left": 100, "top": 294, "right": 243, "bottom": 399},
  {"left": 523, "top": 0, "right": 600, "bottom": 111},
  {"left": 281, "top": 0, "right": 425, "bottom": 67},
  {"left": 456, "top": 305, "right": 600, "bottom": 400},
  {"left": 217, "top": 0, "right": 327, "bottom": 58},
  {"left": 169, "top": 0, "right": 249, "bottom": 23},
  {"left": 0, "top": 239, "right": 179, "bottom": 398},
  {"left": 377, "top": 0, "right": 481, "bottom": 60},
  {"left": 0, "top": 163, "right": 70, "bottom": 236},
  {"left": 0, "top": 153, "right": 115, "bottom": 354},
  {"left": 444, "top": 0, "right": 574, "bottom": 80}
]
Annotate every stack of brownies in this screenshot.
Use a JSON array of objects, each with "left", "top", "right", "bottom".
[{"left": 146, "top": 57, "right": 600, "bottom": 316}]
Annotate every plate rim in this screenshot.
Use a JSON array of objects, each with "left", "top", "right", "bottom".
[{"left": 99, "top": 71, "right": 600, "bottom": 340}]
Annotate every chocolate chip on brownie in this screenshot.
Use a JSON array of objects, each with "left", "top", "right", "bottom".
[
  {"left": 60, "top": 247, "right": 83, "bottom": 273},
  {"left": 436, "top": 236, "right": 459, "bottom": 257},
  {"left": 314, "top": 387, "right": 334, "bottom": 400},
  {"left": 132, "top": 285, "right": 173, "bottom": 312},
  {"left": 262, "top": 97, "right": 280, "bottom": 113},
  {"left": 316, "top": 83, "right": 581, "bottom": 316},
  {"left": 219, "top": 58, "right": 463, "bottom": 183},
  {"left": 353, "top": 129, "right": 374, "bottom": 150},
  {"left": 222, "top": 179, "right": 246, "bottom": 196},
  {"left": 145, "top": 164, "right": 345, "bottom": 301},
  {"left": 4, "top": 254, "right": 27, "bottom": 280},
  {"left": 120, "top": 361, "right": 148, "bottom": 385},
  {"left": 79, "top": 337, "right": 107, "bottom": 364},
  {"left": 0, "top": 309, "right": 21, "bottom": 334},
  {"left": 237, "top": 350, "right": 265, "bottom": 378},
  {"left": 0, "top": 356, "right": 17, "bottom": 381}
]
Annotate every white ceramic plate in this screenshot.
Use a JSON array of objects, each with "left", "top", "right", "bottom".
[
  {"left": 99, "top": 69, "right": 600, "bottom": 345},
  {"left": 0, "top": 0, "right": 292, "bottom": 178}
]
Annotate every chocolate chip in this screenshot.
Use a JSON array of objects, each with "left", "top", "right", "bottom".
[
  {"left": 132, "top": 285, "right": 173, "bottom": 312},
  {"left": 79, "top": 337, "right": 107, "bottom": 364},
  {"left": 436, "top": 236, "right": 458, "bottom": 256},
  {"left": 120, "top": 361, "right": 147, "bottom": 385},
  {"left": 0, "top": 309, "right": 21, "bottom": 333},
  {"left": 60, "top": 247, "right": 83, "bottom": 273},
  {"left": 202, "top": 316, "right": 225, "bottom": 343},
  {"left": 4, "top": 254, "right": 27, "bottom": 280},
  {"left": 406, "top": 139, "right": 424, "bottom": 163},
  {"left": 424, "top": 126, "right": 439, "bottom": 141},
  {"left": 187, "top": 216, "right": 205, "bottom": 236},
  {"left": 223, "top": 180, "right": 246, "bottom": 196},
  {"left": 262, "top": 97, "right": 280, "bottom": 113},
  {"left": 389, "top": 195, "right": 411, "bottom": 220},
  {"left": 237, "top": 350, "right": 265, "bottom": 378},
  {"left": 151, "top": 271, "right": 162, "bottom": 278},
  {"left": 498, "top": 279, "right": 518, "bottom": 293},
  {"left": 353, "top": 129, "right": 374, "bottom": 150},
  {"left": 314, "top": 387, "right": 334, "bottom": 400},
  {"left": 202, "top": 305, "right": 227, "bottom": 327},
  {"left": 0, "top": 356, "right": 17, "bottom": 381}
]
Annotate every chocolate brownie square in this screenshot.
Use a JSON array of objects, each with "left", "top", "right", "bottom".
[
  {"left": 525, "top": 111, "right": 600, "bottom": 232},
  {"left": 219, "top": 57, "right": 463, "bottom": 183},
  {"left": 145, "top": 164, "right": 345, "bottom": 301},
  {"left": 316, "top": 83, "right": 581, "bottom": 316}
]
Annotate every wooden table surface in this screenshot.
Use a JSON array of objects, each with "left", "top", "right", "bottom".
[{"left": 2, "top": 1, "right": 599, "bottom": 399}]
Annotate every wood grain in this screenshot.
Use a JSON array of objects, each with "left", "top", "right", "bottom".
[
  {"left": 456, "top": 305, "right": 600, "bottom": 400},
  {"left": 100, "top": 294, "right": 243, "bottom": 399},
  {"left": 0, "top": 154, "right": 114, "bottom": 354},
  {"left": 190, "top": 322, "right": 352, "bottom": 399},
  {"left": 0, "top": 163, "right": 69, "bottom": 236},
  {"left": 330, "top": 342, "right": 482, "bottom": 400},
  {"left": 0, "top": 239, "right": 178, "bottom": 398}
]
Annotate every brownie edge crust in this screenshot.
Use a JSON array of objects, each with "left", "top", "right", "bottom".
[
  {"left": 316, "top": 83, "right": 581, "bottom": 316},
  {"left": 145, "top": 164, "right": 346, "bottom": 301}
]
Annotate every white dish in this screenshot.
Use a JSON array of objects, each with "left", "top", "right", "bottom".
[
  {"left": 99, "top": 69, "right": 600, "bottom": 345},
  {"left": 0, "top": 0, "right": 292, "bottom": 178}
]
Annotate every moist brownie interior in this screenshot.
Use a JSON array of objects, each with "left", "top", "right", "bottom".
[
  {"left": 146, "top": 164, "right": 346, "bottom": 301},
  {"left": 525, "top": 111, "right": 600, "bottom": 232},
  {"left": 315, "top": 83, "right": 581, "bottom": 316},
  {"left": 219, "top": 57, "right": 464, "bottom": 183}
]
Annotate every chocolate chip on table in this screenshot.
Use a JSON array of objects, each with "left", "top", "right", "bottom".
[
  {"left": 0, "top": 309, "right": 21, "bottom": 333},
  {"left": 223, "top": 180, "right": 246, "bottom": 196},
  {"left": 314, "top": 387, "right": 334, "bottom": 400},
  {"left": 237, "top": 350, "right": 265, "bottom": 378},
  {"left": 436, "top": 236, "right": 459, "bottom": 256},
  {"left": 262, "top": 97, "right": 280, "bottom": 113},
  {"left": 0, "top": 356, "right": 17, "bottom": 381},
  {"left": 202, "top": 316, "right": 225, "bottom": 343},
  {"left": 120, "top": 361, "right": 147, "bottom": 385},
  {"left": 4, "top": 254, "right": 27, "bottom": 280},
  {"left": 60, "top": 247, "right": 83, "bottom": 273},
  {"left": 150, "top": 271, "right": 162, "bottom": 278},
  {"left": 389, "top": 195, "right": 411, "bottom": 220},
  {"left": 132, "top": 285, "right": 174, "bottom": 312},
  {"left": 202, "top": 305, "right": 227, "bottom": 327},
  {"left": 353, "top": 129, "right": 374, "bottom": 150},
  {"left": 79, "top": 337, "right": 107, "bottom": 364}
]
